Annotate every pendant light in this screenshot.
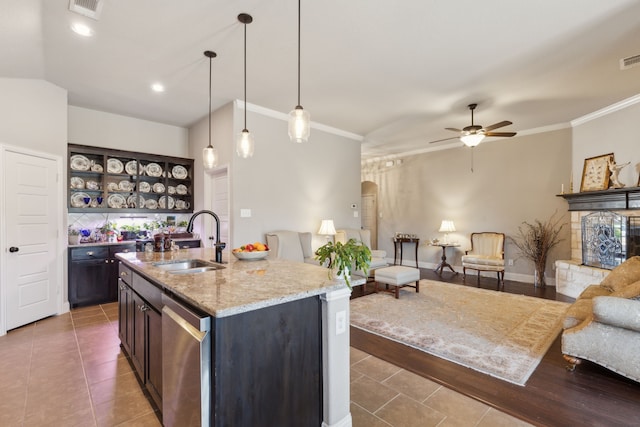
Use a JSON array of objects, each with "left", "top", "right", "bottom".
[
  {"left": 236, "top": 13, "right": 254, "bottom": 158},
  {"left": 202, "top": 50, "right": 218, "bottom": 171},
  {"left": 288, "top": 0, "right": 310, "bottom": 143}
]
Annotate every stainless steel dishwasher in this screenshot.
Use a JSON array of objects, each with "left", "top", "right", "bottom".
[{"left": 161, "top": 294, "right": 211, "bottom": 427}]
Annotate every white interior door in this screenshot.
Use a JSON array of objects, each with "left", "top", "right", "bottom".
[
  {"left": 361, "top": 193, "right": 377, "bottom": 249},
  {"left": 3, "top": 149, "right": 59, "bottom": 331},
  {"left": 211, "top": 169, "right": 229, "bottom": 250}
]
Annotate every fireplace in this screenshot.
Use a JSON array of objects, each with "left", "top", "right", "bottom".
[{"left": 581, "top": 211, "right": 640, "bottom": 269}]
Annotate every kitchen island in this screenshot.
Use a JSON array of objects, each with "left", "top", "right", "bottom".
[{"left": 116, "top": 248, "right": 359, "bottom": 427}]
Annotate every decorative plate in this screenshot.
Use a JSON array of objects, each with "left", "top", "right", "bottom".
[
  {"left": 107, "top": 193, "right": 127, "bottom": 208},
  {"left": 125, "top": 160, "right": 144, "bottom": 176},
  {"left": 145, "top": 199, "right": 158, "bottom": 210},
  {"left": 139, "top": 181, "right": 151, "bottom": 193},
  {"left": 167, "top": 185, "right": 176, "bottom": 195},
  {"left": 118, "top": 180, "right": 133, "bottom": 191},
  {"left": 127, "top": 194, "right": 145, "bottom": 208},
  {"left": 175, "top": 199, "right": 190, "bottom": 210},
  {"left": 85, "top": 180, "right": 100, "bottom": 190},
  {"left": 90, "top": 163, "right": 103, "bottom": 172},
  {"left": 107, "top": 182, "right": 119, "bottom": 192},
  {"left": 176, "top": 184, "right": 188, "bottom": 195},
  {"left": 172, "top": 165, "right": 188, "bottom": 179},
  {"left": 159, "top": 196, "right": 175, "bottom": 210},
  {"left": 107, "top": 158, "right": 124, "bottom": 174},
  {"left": 153, "top": 182, "right": 165, "bottom": 193},
  {"left": 146, "top": 163, "right": 163, "bottom": 177},
  {"left": 70, "top": 177, "right": 84, "bottom": 189},
  {"left": 70, "top": 192, "right": 91, "bottom": 207},
  {"left": 70, "top": 155, "right": 90, "bottom": 171}
]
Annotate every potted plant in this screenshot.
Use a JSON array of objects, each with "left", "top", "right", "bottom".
[
  {"left": 315, "top": 238, "right": 372, "bottom": 288},
  {"left": 68, "top": 226, "right": 81, "bottom": 245},
  {"left": 510, "top": 212, "right": 565, "bottom": 288}
]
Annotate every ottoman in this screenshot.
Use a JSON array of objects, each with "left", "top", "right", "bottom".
[{"left": 374, "top": 265, "right": 420, "bottom": 299}]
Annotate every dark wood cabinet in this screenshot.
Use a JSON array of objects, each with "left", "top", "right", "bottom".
[
  {"left": 117, "top": 263, "right": 163, "bottom": 410},
  {"left": 68, "top": 143, "right": 194, "bottom": 214},
  {"left": 68, "top": 243, "right": 135, "bottom": 308}
]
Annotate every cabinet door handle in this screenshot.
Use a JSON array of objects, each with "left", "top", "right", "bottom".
[
  {"left": 119, "top": 284, "right": 127, "bottom": 290},
  {"left": 120, "top": 271, "right": 128, "bottom": 277},
  {"left": 105, "top": 259, "right": 109, "bottom": 264},
  {"left": 139, "top": 304, "right": 149, "bottom": 312},
  {"left": 87, "top": 251, "right": 94, "bottom": 256},
  {"left": 122, "top": 249, "right": 130, "bottom": 253}
]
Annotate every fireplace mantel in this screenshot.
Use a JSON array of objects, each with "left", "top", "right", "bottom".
[{"left": 558, "top": 186, "right": 640, "bottom": 211}]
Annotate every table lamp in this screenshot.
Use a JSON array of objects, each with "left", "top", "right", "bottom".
[
  {"left": 318, "top": 219, "right": 337, "bottom": 242},
  {"left": 439, "top": 220, "right": 456, "bottom": 243}
]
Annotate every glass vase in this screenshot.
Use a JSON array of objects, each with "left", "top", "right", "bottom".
[{"left": 534, "top": 265, "right": 546, "bottom": 288}]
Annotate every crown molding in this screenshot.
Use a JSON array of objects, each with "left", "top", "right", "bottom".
[{"left": 571, "top": 94, "right": 640, "bottom": 127}]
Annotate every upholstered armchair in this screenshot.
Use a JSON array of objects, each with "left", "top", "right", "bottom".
[
  {"left": 461, "top": 232, "right": 505, "bottom": 283},
  {"left": 265, "top": 230, "right": 319, "bottom": 265},
  {"left": 335, "top": 229, "right": 388, "bottom": 277},
  {"left": 562, "top": 256, "right": 640, "bottom": 382}
]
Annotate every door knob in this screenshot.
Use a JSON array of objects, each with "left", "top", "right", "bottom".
[{"left": 9, "top": 247, "right": 19, "bottom": 253}]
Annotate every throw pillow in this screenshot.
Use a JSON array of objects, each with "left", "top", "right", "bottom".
[{"left": 600, "top": 256, "right": 640, "bottom": 292}]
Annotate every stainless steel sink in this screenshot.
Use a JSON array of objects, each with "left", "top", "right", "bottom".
[{"left": 153, "top": 259, "right": 223, "bottom": 273}]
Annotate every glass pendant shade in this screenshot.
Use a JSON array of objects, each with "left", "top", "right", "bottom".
[
  {"left": 236, "top": 129, "right": 254, "bottom": 158},
  {"left": 460, "top": 133, "right": 485, "bottom": 147},
  {"left": 203, "top": 145, "right": 218, "bottom": 170},
  {"left": 288, "top": 106, "right": 310, "bottom": 143}
]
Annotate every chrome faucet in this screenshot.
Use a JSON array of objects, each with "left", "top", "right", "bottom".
[{"left": 186, "top": 210, "right": 226, "bottom": 263}]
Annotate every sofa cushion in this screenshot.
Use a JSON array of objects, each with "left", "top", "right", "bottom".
[
  {"left": 611, "top": 279, "right": 640, "bottom": 299},
  {"left": 600, "top": 256, "right": 640, "bottom": 292},
  {"left": 578, "top": 284, "right": 612, "bottom": 300},
  {"left": 563, "top": 298, "right": 593, "bottom": 329},
  {"left": 461, "top": 254, "right": 504, "bottom": 267}
]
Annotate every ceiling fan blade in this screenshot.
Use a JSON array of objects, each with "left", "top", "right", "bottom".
[
  {"left": 484, "top": 131, "right": 517, "bottom": 137},
  {"left": 483, "top": 121, "right": 512, "bottom": 132},
  {"left": 445, "top": 127, "right": 462, "bottom": 133},
  {"left": 428, "top": 136, "right": 459, "bottom": 144}
]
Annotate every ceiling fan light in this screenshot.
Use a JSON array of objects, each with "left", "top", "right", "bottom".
[
  {"left": 288, "top": 106, "right": 310, "bottom": 143},
  {"left": 203, "top": 145, "right": 218, "bottom": 171},
  {"left": 460, "top": 133, "right": 485, "bottom": 147},
  {"left": 236, "top": 129, "right": 254, "bottom": 158}
]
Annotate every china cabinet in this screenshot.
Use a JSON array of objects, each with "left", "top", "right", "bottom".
[{"left": 68, "top": 144, "right": 194, "bottom": 213}]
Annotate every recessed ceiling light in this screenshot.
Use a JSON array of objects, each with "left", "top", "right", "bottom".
[
  {"left": 151, "top": 83, "right": 165, "bottom": 93},
  {"left": 71, "top": 22, "right": 93, "bottom": 37}
]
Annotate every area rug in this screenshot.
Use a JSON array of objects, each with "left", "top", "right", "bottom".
[{"left": 350, "top": 280, "right": 569, "bottom": 386}]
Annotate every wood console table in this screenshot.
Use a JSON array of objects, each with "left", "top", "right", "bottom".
[{"left": 393, "top": 238, "right": 419, "bottom": 268}]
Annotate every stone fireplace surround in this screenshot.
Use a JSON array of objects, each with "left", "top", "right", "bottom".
[{"left": 555, "top": 188, "right": 640, "bottom": 298}]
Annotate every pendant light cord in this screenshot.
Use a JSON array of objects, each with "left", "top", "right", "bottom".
[
  {"left": 243, "top": 21, "right": 247, "bottom": 131},
  {"left": 208, "top": 55, "right": 212, "bottom": 148},
  {"left": 297, "top": 0, "right": 301, "bottom": 107}
]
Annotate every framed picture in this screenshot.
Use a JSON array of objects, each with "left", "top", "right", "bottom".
[{"left": 580, "top": 153, "right": 614, "bottom": 192}]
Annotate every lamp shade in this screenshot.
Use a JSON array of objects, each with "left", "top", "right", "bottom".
[
  {"left": 202, "top": 145, "right": 218, "bottom": 171},
  {"left": 236, "top": 129, "right": 254, "bottom": 158},
  {"left": 318, "top": 219, "right": 336, "bottom": 236},
  {"left": 288, "top": 106, "right": 310, "bottom": 143},
  {"left": 438, "top": 220, "right": 456, "bottom": 233},
  {"left": 460, "top": 133, "right": 485, "bottom": 147}
]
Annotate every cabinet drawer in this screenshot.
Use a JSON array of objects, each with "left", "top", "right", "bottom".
[
  {"left": 70, "top": 246, "right": 109, "bottom": 260},
  {"left": 119, "top": 263, "right": 133, "bottom": 285},
  {"left": 111, "top": 244, "right": 136, "bottom": 255},
  {"left": 133, "top": 274, "right": 163, "bottom": 311}
]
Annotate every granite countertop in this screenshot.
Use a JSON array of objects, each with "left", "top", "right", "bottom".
[{"left": 116, "top": 248, "right": 362, "bottom": 318}]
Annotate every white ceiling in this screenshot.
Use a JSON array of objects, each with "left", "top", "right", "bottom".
[{"left": 2, "top": 0, "right": 640, "bottom": 159}]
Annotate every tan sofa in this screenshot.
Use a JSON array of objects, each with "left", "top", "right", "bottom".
[{"left": 562, "top": 256, "right": 640, "bottom": 382}]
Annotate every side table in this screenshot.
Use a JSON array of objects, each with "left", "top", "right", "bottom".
[
  {"left": 431, "top": 243, "right": 460, "bottom": 275},
  {"left": 393, "top": 238, "right": 419, "bottom": 268}
]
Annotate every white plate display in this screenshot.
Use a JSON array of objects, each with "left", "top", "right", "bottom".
[
  {"left": 118, "top": 180, "right": 133, "bottom": 191},
  {"left": 175, "top": 199, "right": 190, "bottom": 210},
  {"left": 70, "top": 177, "right": 84, "bottom": 189},
  {"left": 172, "top": 165, "right": 188, "bottom": 179},
  {"left": 125, "top": 160, "right": 144, "bottom": 176},
  {"left": 107, "top": 158, "right": 124, "bottom": 174},
  {"left": 167, "top": 185, "right": 176, "bottom": 195},
  {"left": 139, "top": 181, "right": 151, "bottom": 193},
  {"left": 153, "top": 182, "right": 165, "bottom": 193},
  {"left": 70, "top": 155, "right": 90, "bottom": 171},
  {"left": 127, "top": 195, "right": 145, "bottom": 208},
  {"left": 146, "top": 163, "right": 163, "bottom": 177},
  {"left": 145, "top": 199, "right": 158, "bottom": 210},
  {"left": 86, "top": 180, "right": 99, "bottom": 190},
  {"left": 91, "top": 163, "right": 103, "bottom": 172},
  {"left": 70, "top": 192, "right": 91, "bottom": 207},
  {"left": 176, "top": 184, "right": 188, "bottom": 195},
  {"left": 107, "top": 193, "right": 127, "bottom": 208},
  {"left": 159, "top": 196, "right": 175, "bottom": 209}
]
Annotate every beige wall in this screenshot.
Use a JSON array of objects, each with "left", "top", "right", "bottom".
[{"left": 364, "top": 128, "right": 573, "bottom": 282}]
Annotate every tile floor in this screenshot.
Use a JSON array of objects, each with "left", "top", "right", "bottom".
[{"left": 1, "top": 303, "right": 532, "bottom": 426}]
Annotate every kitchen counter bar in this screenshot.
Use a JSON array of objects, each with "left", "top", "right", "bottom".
[{"left": 115, "top": 247, "right": 358, "bottom": 318}]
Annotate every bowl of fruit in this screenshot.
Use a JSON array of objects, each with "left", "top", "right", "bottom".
[{"left": 232, "top": 242, "right": 270, "bottom": 260}]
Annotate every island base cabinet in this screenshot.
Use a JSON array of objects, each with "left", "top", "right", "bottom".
[{"left": 213, "top": 296, "right": 322, "bottom": 427}]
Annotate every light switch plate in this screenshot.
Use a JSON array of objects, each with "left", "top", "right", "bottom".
[
  {"left": 240, "top": 209, "right": 251, "bottom": 218},
  {"left": 353, "top": 211, "right": 358, "bottom": 217},
  {"left": 336, "top": 310, "right": 346, "bottom": 335}
]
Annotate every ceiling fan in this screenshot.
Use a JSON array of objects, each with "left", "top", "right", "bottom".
[{"left": 429, "top": 103, "right": 517, "bottom": 147}]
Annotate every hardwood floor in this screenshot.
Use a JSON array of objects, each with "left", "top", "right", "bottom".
[{"left": 351, "top": 269, "right": 640, "bottom": 427}]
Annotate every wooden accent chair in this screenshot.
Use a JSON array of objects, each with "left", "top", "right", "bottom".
[{"left": 461, "top": 232, "right": 505, "bottom": 284}]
